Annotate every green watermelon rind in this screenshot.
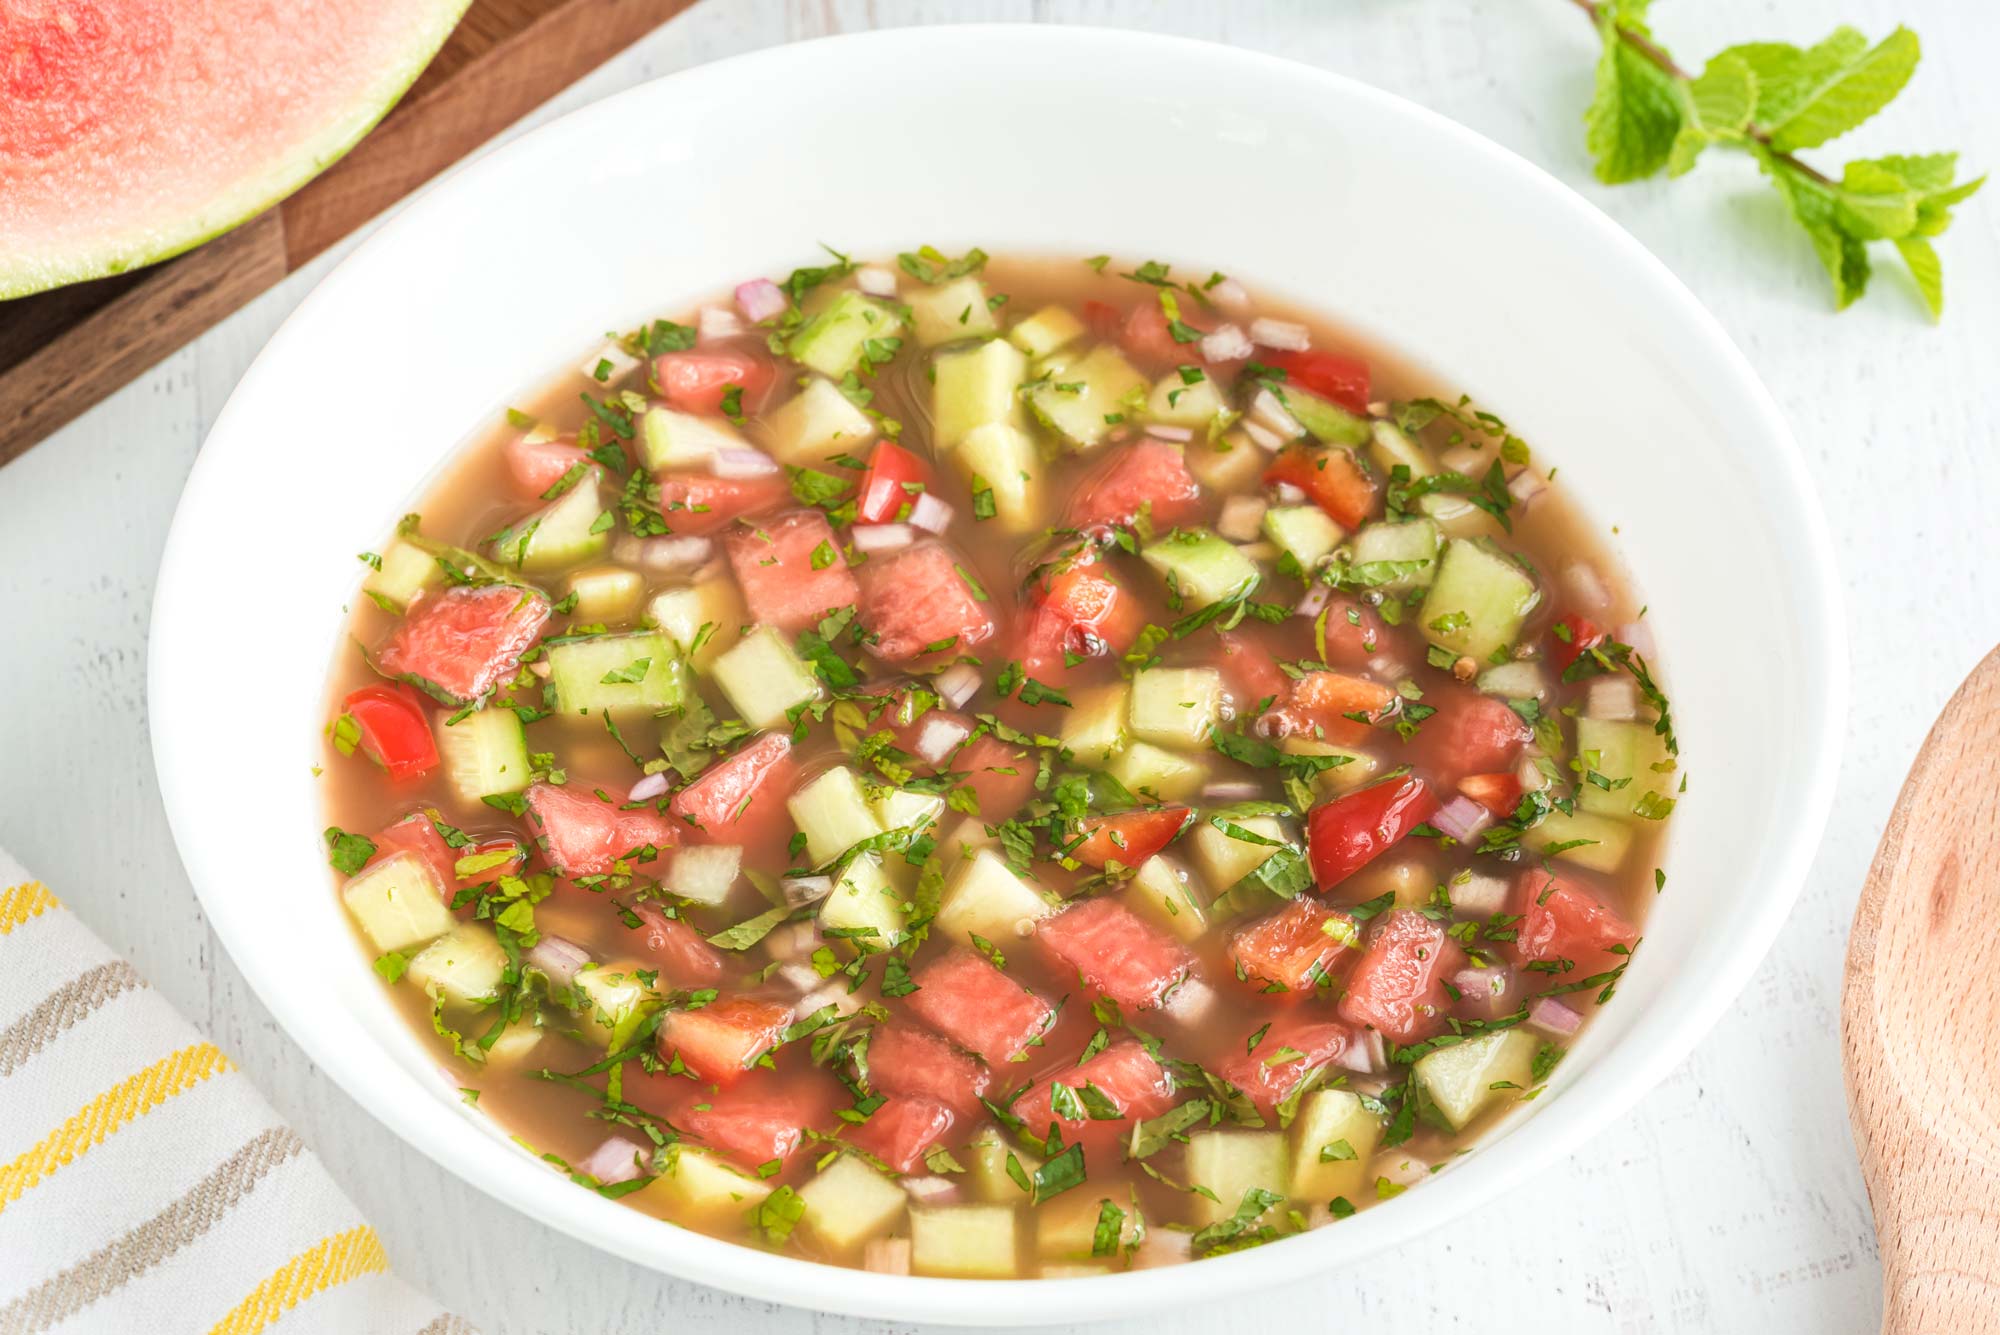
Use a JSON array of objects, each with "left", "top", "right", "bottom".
[{"left": 0, "top": 0, "right": 471, "bottom": 301}]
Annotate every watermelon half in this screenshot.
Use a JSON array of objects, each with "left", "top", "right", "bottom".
[{"left": 0, "top": 0, "right": 470, "bottom": 299}]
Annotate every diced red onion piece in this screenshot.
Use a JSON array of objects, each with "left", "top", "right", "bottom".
[
  {"left": 934, "top": 663, "right": 980, "bottom": 708},
  {"left": 799, "top": 982, "right": 863, "bottom": 1017},
  {"left": 1440, "top": 444, "right": 1486, "bottom": 476},
  {"left": 627, "top": 772, "right": 669, "bottom": 803},
  {"left": 1619, "top": 620, "right": 1657, "bottom": 659},
  {"left": 580, "top": 343, "right": 640, "bottom": 383},
  {"left": 528, "top": 660, "right": 552, "bottom": 679},
  {"left": 1161, "top": 976, "right": 1218, "bottom": 1025},
  {"left": 710, "top": 447, "right": 780, "bottom": 478},
  {"left": 526, "top": 935, "right": 589, "bottom": 987},
  {"left": 1338, "top": 1027, "right": 1387, "bottom": 1075},
  {"left": 1561, "top": 561, "right": 1613, "bottom": 614},
  {"left": 639, "top": 536, "right": 714, "bottom": 571},
  {"left": 780, "top": 875, "right": 833, "bottom": 908},
  {"left": 850, "top": 523, "right": 915, "bottom": 553},
  {"left": 854, "top": 266, "right": 898, "bottom": 297},
  {"left": 1452, "top": 965, "right": 1518, "bottom": 1018},
  {"left": 667, "top": 845, "right": 740, "bottom": 905},
  {"left": 698, "top": 306, "right": 744, "bottom": 343},
  {"left": 1200, "top": 322, "right": 1253, "bottom": 362},
  {"left": 1431, "top": 795, "right": 1492, "bottom": 843},
  {"left": 776, "top": 962, "right": 820, "bottom": 993},
  {"left": 1271, "top": 481, "right": 1306, "bottom": 505},
  {"left": 1507, "top": 468, "right": 1546, "bottom": 505},
  {"left": 1240, "top": 419, "right": 1287, "bottom": 452},
  {"left": 1201, "top": 779, "right": 1263, "bottom": 802},
  {"left": 914, "top": 715, "right": 971, "bottom": 766},
  {"left": 1529, "top": 995, "right": 1585, "bottom": 1037},
  {"left": 1208, "top": 278, "right": 1250, "bottom": 312},
  {"left": 735, "top": 277, "right": 787, "bottom": 323},
  {"left": 908, "top": 492, "right": 954, "bottom": 534},
  {"left": 1586, "top": 676, "right": 1640, "bottom": 722},
  {"left": 864, "top": 1238, "right": 912, "bottom": 1275},
  {"left": 1144, "top": 423, "right": 1194, "bottom": 442},
  {"left": 1367, "top": 654, "right": 1409, "bottom": 681},
  {"left": 765, "top": 919, "right": 821, "bottom": 960},
  {"left": 1249, "top": 388, "right": 1302, "bottom": 439},
  {"left": 578, "top": 1136, "right": 648, "bottom": 1185},
  {"left": 1294, "top": 582, "right": 1333, "bottom": 619},
  {"left": 1516, "top": 753, "right": 1548, "bottom": 793},
  {"left": 901, "top": 1175, "right": 959, "bottom": 1204},
  {"left": 1249, "top": 317, "right": 1310, "bottom": 351},
  {"left": 1451, "top": 872, "right": 1511, "bottom": 916},
  {"left": 1216, "top": 495, "right": 1267, "bottom": 543}
]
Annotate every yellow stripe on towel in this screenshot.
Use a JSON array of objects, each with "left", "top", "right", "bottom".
[
  {"left": 0, "top": 881, "right": 58, "bottom": 935},
  {"left": 0, "top": 1041, "right": 233, "bottom": 1211},
  {"left": 206, "top": 1225, "right": 391, "bottom": 1335}
]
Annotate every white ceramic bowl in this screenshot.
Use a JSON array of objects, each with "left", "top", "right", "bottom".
[{"left": 150, "top": 25, "right": 1845, "bottom": 1325}]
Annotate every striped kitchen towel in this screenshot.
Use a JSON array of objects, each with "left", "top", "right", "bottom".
[{"left": 0, "top": 852, "right": 475, "bottom": 1335}]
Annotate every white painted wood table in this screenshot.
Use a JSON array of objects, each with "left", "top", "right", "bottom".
[{"left": 5, "top": 1, "right": 1996, "bottom": 1330}]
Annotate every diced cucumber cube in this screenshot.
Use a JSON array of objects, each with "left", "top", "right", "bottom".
[
  {"left": 438, "top": 707, "right": 532, "bottom": 802},
  {"left": 1129, "top": 667, "right": 1223, "bottom": 749},
  {"left": 934, "top": 339, "right": 1027, "bottom": 449},
  {"left": 1107, "top": 741, "right": 1205, "bottom": 802},
  {"left": 1283, "top": 739, "right": 1378, "bottom": 795},
  {"left": 650, "top": 1147, "right": 772, "bottom": 1225},
  {"left": 1146, "top": 371, "right": 1227, "bottom": 428},
  {"left": 1190, "top": 815, "right": 1287, "bottom": 892},
  {"left": 648, "top": 579, "right": 746, "bottom": 671},
  {"left": 936, "top": 848, "right": 1054, "bottom": 944},
  {"left": 712, "top": 627, "right": 822, "bottom": 729},
  {"left": 364, "top": 539, "right": 441, "bottom": 612},
  {"left": 1129, "top": 855, "right": 1209, "bottom": 942},
  {"left": 641, "top": 407, "right": 745, "bottom": 472},
  {"left": 818, "top": 854, "right": 906, "bottom": 953},
  {"left": 1185, "top": 429, "right": 1266, "bottom": 495},
  {"left": 909, "top": 1204, "right": 1020, "bottom": 1278},
  {"left": 1368, "top": 419, "right": 1434, "bottom": 480},
  {"left": 1140, "top": 528, "right": 1260, "bottom": 608},
  {"left": 342, "top": 852, "right": 452, "bottom": 953},
  {"left": 874, "top": 788, "right": 945, "bottom": 835},
  {"left": 966, "top": 1134, "right": 1038, "bottom": 1203},
  {"left": 565, "top": 567, "right": 644, "bottom": 623},
  {"left": 499, "top": 470, "right": 610, "bottom": 572},
  {"left": 904, "top": 276, "right": 998, "bottom": 347},
  {"left": 1288, "top": 1089, "right": 1382, "bottom": 1202},
  {"left": 1184, "top": 1130, "right": 1289, "bottom": 1227},
  {"left": 1527, "top": 806, "right": 1633, "bottom": 872},
  {"left": 1262, "top": 505, "right": 1344, "bottom": 571},
  {"left": 572, "top": 964, "right": 656, "bottom": 1047},
  {"left": 1420, "top": 539, "right": 1540, "bottom": 662},
  {"left": 1477, "top": 660, "right": 1547, "bottom": 701},
  {"left": 1413, "top": 1029, "right": 1537, "bottom": 1130},
  {"left": 1025, "top": 345, "right": 1147, "bottom": 451},
  {"left": 1037, "top": 1190, "right": 1144, "bottom": 1260},
  {"left": 1351, "top": 518, "right": 1442, "bottom": 593},
  {"left": 788, "top": 291, "right": 906, "bottom": 379},
  {"left": 954, "top": 422, "right": 1042, "bottom": 534},
  {"left": 665, "top": 845, "right": 740, "bottom": 906},
  {"left": 788, "top": 765, "right": 884, "bottom": 866},
  {"left": 548, "top": 632, "right": 686, "bottom": 716},
  {"left": 1060, "top": 683, "right": 1130, "bottom": 766},
  {"left": 1273, "top": 385, "right": 1370, "bottom": 446},
  {"left": 1575, "top": 718, "right": 1675, "bottom": 819},
  {"left": 484, "top": 1023, "right": 545, "bottom": 1064},
  {"left": 1007, "top": 304, "right": 1086, "bottom": 359},
  {"left": 405, "top": 923, "right": 507, "bottom": 1008},
  {"left": 798, "top": 1154, "right": 908, "bottom": 1253},
  {"left": 759, "top": 377, "right": 874, "bottom": 465},
  {"left": 1417, "top": 489, "right": 1503, "bottom": 539}
]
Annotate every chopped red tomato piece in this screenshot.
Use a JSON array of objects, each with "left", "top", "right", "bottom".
[
  {"left": 904, "top": 950, "right": 1054, "bottom": 1063},
  {"left": 1216, "top": 1017, "right": 1353, "bottom": 1118},
  {"left": 1036, "top": 897, "right": 1192, "bottom": 1010},
  {"left": 525, "top": 783, "right": 678, "bottom": 879},
  {"left": 1009, "top": 1040, "right": 1176, "bottom": 1157},
  {"left": 1338, "top": 909, "right": 1467, "bottom": 1045},
  {"left": 653, "top": 349, "right": 776, "bottom": 416},
  {"left": 1070, "top": 806, "right": 1192, "bottom": 870},
  {"left": 1121, "top": 302, "right": 1201, "bottom": 368},
  {"left": 848, "top": 1094, "right": 957, "bottom": 1173},
  {"left": 669, "top": 732, "right": 797, "bottom": 842},
  {"left": 1067, "top": 441, "right": 1201, "bottom": 530},
  {"left": 503, "top": 433, "right": 599, "bottom": 498},
  {"left": 864, "top": 1023, "right": 991, "bottom": 1120},
  {"left": 1255, "top": 348, "right": 1371, "bottom": 414},
  {"left": 856, "top": 542, "right": 997, "bottom": 663},
  {"left": 1273, "top": 670, "right": 1398, "bottom": 746},
  {"left": 725, "top": 510, "right": 859, "bottom": 632},
  {"left": 1305, "top": 775, "right": 1438, "bottom": 890},
  {"left": 1228, "top": 896, "right": 1358, "bottom": 995},
  {"left": 658, "top": 997, "right": 793, "bottom": 1086},
  {"left": 1459, "top": 772, "right": 1524, "bottom": 821},
  {"left": 656, "top": 472, "right": 791, "bottom": 534},
  {"left": 631, "top": 904, "right": 725, "bottom": 988},
  {"left": 1018, "top": 549, "right": 1143, "bottom": 679},
  {"left": 663, "top": 1074, "right": 836, "bottom": 1168},
  {"left": 339, "top": 684, "right": 438, "bottom": 781},
  {"left": 1213, "top": 629, "right": 1291, "bottom": 711},
  {"left": 1510, "top": 871, "right": 1638, "bottom": 973},
  {"left": 854, "top": 440, "right": 929, "bottom": 525},
  {"left": 1264, "top": 445, "right": 1377, "bottom": 530},
  {"left": 375, "top": 584, "right": 551, "bottom": 705},
  {"left": 1413, "top": 689, "right": 1532, "bottom": 782},
  {"left": 1549, "top": 614, "right": 1609, "bottom": 675}
]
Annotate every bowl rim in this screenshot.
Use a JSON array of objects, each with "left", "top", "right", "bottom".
[{"left": 149, "top": 23, "right": 1847, "bottom": 1325}]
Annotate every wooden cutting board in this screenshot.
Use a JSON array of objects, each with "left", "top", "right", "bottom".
[{"left": 0, "top": 0, "right": 698, "bottom": 469}]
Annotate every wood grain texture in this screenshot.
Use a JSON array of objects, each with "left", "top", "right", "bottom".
[
  {"left": 2, "top": 1, "right": 1998, "bottom": 1332},
  {"left": 1844, "top": 647, "right": 2000, "bottom": 1334}
]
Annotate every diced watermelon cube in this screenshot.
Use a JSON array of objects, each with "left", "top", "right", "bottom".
[
  {"left": 856, "top": 542, "right": 997, "bottom": 663},
  {"left": 725, "top": 511, "right": 860, "bottom": 632},
  {"left": 1228, "top": 897, "right": 1358, "bottom": 995},
  {"left": 371, "top": 810, "right": 524, "bottom": 896},
  {"left": 1459, "top": 772, "right": 1524, "bottom": 821},
  {"left": 954, "top": 733, "right": 1035, "bottom": 822},
  {"left": 503, "top": 433, "right": 600, "bottom": 499},
  {"left": 525, "top": 783, "right": 678, "bottom": 879},
  {"left": 1273, "top": 670, "right": 1398, "bottom": 746},
  {"left": 1070, "top": 806, "right": 1192, "bottom": 870},
  {"left": 657, "top": 473, "right": 791, "bottom": 535},
  {"left": 645, "top": 1070, "right": 837, "bottom": 1168},
  {"left": 1216, "top": 1016, "right": 1353, "bottom": 1119},
  {"left": 1316, "top": 596, "right": 1388, "bottom": 667},
  {"left": 658, "top": 997, "right": 794, "bottom": 1086},
  {"left": 1068, "top": 441, "right": 1201, "bottom": 530},
  {"left": 1255, "top": 349, "right": 1371, "bottom": 415},
  {"left": 1509, "top": 871, "right": 1638, "bottom": 973},
  {"left": 1413, "top": 688, "right": 1532, "bottom": 782},
  {"left": 1036, "top": 897, "right": 1193, "bottom": 1010},
  {"left": 1121, "top": 303, "right": 1200, "bottom": 369},
  {"left": 1009, "top": 1039, "right": 1176, "bottom": 1156},
  {"left": 669, "top": 732, "right": 798, "bottom": 842},
  {"left": 865, "top": 1023, "right": 991, "bottom": 1119},
  {"left": 631, "top": 905, "right": 724, "bottom": 988},
  {"left": 848, "top": 1094, "right": 957, "bottom": 1174},
  {"left": 903, "top": 950, "right": 1054, "bottom": 1063},
  {"left": 375, "top": 584, "right": 551, "bottom": 704},
  {"left": 1212, "top": 629, "right": 1291, "bottom": 711},
  {"left": 1337, "top": 909, "right": 1467, "bottom": 1045},
  {"left": 653, "top": 349, "right": 776, "bottom": 416}
]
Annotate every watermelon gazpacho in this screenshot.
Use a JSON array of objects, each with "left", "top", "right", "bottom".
[{"left": 322, "top": 249, "right": 1677, "bottom": 1276}]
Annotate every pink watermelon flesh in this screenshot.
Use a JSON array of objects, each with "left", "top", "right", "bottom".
[
  {"left": 0, "top": 0, "right": 469, "bottom": 298},
  {"left": 725, "top": 511, "right": 860, "bottom": 633},
  {"left": 903, "top": 950, "right": 1054, "bottom": 1064}
]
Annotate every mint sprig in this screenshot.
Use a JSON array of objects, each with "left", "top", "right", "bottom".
[{"left": 1575, "top": 0, "right": 1983, "bottom": 318}]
